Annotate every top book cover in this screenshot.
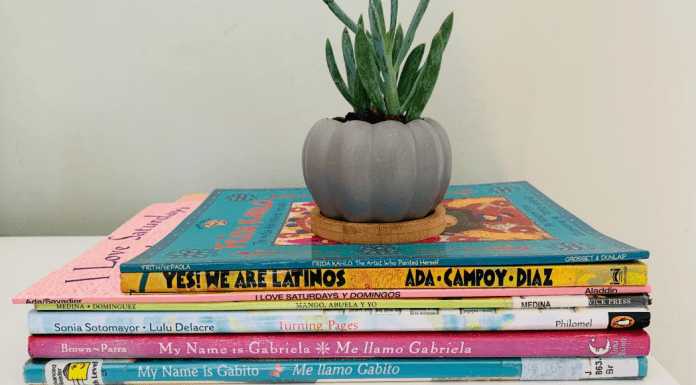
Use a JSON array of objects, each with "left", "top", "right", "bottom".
[{"left": 120, "top": 182, "right": 648, "bottom": 273}]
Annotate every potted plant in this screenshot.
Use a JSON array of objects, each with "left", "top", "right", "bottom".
[{"left": 303, "top": 0, "right": 453, "bottom": 223}]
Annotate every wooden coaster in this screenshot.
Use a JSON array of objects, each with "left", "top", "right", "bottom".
[{"left": 310, "top": 206, "right": 446, "bottom": 244}]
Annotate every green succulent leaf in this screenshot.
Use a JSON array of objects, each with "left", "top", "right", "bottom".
[
  {"left": 358, "top": 15, "right": 376, "bottom": 63},
  {"left": 322, "top": 0, "right": 359, "bottom": 33},
  {"left": 405, "top": 31, "right": 444, "bottom": 122},
  {"left": 391, "top": 24, "right": 404, "bottom": 67},
  {"left": 357, "top": 13, "right": 374, "bottom": 42},
  {"left": 342, "top": 25, "right": 370, "bottom": 116},
  {"left": 352, "top": 70, "right": 372, "bottom": 116},
  {"left": 370, "top": 1, "right": 400, "bottom": 113},
  {"left": 400, "top": 65, "right": 423, "bottom": 111},
  {"left": 397, "top": 43, "right": 425, "bottom": 104},
  {"left": 374, "top": 0, "right": 387, "bottom": 40},
  {"left": 368, "top": 2, "right": 388, "bottom": 75},
  {"left": 341, "top": 28, "right": 357, "bottom": 94},
  {"left": 355, "top": 26, "right": 386, "bottom": 113},
  {"left": 440, "top": 11, "right": 454, "bottom": 50},
  {"left": 390, "top": 0, "right": 398, "bottom": 34},
  {"left": 359, "top": 13, "right": 385, "bottom": 95},
  {"left": 325, "top": 38, "right": 353, "bottom": 106},
  {"left": 396, "top": 0, "right": 430, "bottom": 68}
]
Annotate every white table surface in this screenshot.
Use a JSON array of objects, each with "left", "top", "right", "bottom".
[{"left": 0, "top": 236, "right": 680, "bottom": 384}]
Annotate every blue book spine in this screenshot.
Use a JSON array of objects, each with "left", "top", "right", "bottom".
[
  {"left": 27, "top": 307, "right": 650, "bottom": 334},
  {"left": 24, "top": 357, "right": 648, "bottom": 383}
]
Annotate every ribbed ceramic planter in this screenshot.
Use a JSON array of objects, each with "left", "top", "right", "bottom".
[{"left": 302, "top": 117, "right": 451, "bottom": 223}]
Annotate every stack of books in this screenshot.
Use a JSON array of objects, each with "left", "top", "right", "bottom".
[{"left": 15, "top": 182, "right": 651, "bottom": 383}]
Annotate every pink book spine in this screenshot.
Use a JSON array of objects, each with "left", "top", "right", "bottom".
[{"left": 29, "top": 330, "right": 649, "bottom": 358}]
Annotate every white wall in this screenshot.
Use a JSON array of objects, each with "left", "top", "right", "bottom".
[{"left": 1, "top": 0, "right": 694, "bottom": 383}]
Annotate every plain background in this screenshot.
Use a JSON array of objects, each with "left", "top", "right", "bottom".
[{"left": 1, "top": 0, "right": 694, "bottom": 383}]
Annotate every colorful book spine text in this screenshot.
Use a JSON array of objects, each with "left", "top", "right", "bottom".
[
  {"left": 28, "top": 307, "right": 650, "bottom": 334},
  {"left": 120, "top": 262, "right": 648, "bottom": 293},
  {"left": 32, "top": 294, "right": 651, "bottom": 311},
  {"left": 28, "top": 329, "right": 651, "bottom": 358},
  {"left": 24, "top": 357, "right": 648, "bottom": 383}
]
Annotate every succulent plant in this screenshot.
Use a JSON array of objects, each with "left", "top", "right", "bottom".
[{"left": 322, "top": 0, "right": 453, "bottom": 123}]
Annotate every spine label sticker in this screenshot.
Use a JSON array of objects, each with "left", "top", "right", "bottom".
[
  {"left": 45, "top": 359, "right": 104, "bottom": 385},
  {"left": 581, "top": 357, "right": 639, "bottom": 379}
]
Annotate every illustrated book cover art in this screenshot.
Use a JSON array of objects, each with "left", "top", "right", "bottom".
[
  {"left": 121, "top": 261, "right": 648, "bottom": 293},
  {"left": 28, "top": 307, "right": 650, "bottom": 334},
  {"left": 120, "top": 182, "right": 649, "bottom": 277},
  {"left": 13, "top": 186, "right": 650, "bottom": 305},
  {"left": 28, "top": 329, "right": 650, "bottom": 358},
  {"left": 24, "top": 357, "right": 649, "bottom": 383},
  {"left": 32, "top": 294, "right": 652, "bottom": 311}
]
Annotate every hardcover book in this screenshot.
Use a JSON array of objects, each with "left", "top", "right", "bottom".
[
  {"left": 24, "top": 357, "right": 648, "bottom": 383},
  {"left": 120, "top": 182, "right": 648, "bottom": 278},
  {"left": 121, "top": 261, "right": 648, "bottom": 293},
  {"left": 28, "top": 329, "right": 650, "bottom": 358},
  {"left": 12, "top": 192, "right": 650, "bottom": 305}
]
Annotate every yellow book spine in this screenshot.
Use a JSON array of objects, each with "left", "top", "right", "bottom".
[{"left": 120, "top": 262, "right": 647, "bottom": 293}]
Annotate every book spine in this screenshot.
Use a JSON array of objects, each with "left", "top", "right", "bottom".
[
  {"left": 27, "top": 307, "right": 650, "bottom": 334},
  {"left": 512, "top": 294, "right": 652, "bottom": 309},
  {"left": 34, "top": 298, "right": 512, "bottom": 311},
  {"left": 119, "top": 262, "right": 648, "bottom": 293},
  {"left": 27, "top": 330, "right": 651, "bottom": 358},
  {"left": 23, "top": 357, "right": 648, "bottom": 383},
  {"left": 33, "top": 294, "right": 651, "bottom": 311},
  {"left": 587, "top": 294, "right": 652, "bottom": 307},
  {"left": 17, "top": 285, "right": 652, "bottom": 305}
]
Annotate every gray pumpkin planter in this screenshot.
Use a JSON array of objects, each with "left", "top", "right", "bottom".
[{"left": 302, "top": 117, "right": 452, "bottom": 223}]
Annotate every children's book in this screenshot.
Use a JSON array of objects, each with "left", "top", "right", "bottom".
[
  {"left": 28, "top": 329, "right": 650, "bottom": 359},
  {"left": 32, "top": 294, "right": 652, "bottom": 311},
  {"left": 24, "top": 356, "right": 648, "bottom": 383},
  {"left": 121, "top": 260, "right": 647, "bottom": 293},
  {"left": 120, "top": 182, "right": 649, "bottom": 277},
  {"left": 12, "top": 199, "right": 650, "bottom": 305},
  {"left": 28, "top": 307, "right": 650, "bottom": 334},
  {"left": 12, "top": 203, "right": 200, "bottom": 305}
]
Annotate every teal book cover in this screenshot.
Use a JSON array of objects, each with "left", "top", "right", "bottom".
[
  {"left": 24, "top": 357, "right": 648, "bottom": 383},
  {"left": 120, "top": 182, "right": 648, "bottom": 273}
]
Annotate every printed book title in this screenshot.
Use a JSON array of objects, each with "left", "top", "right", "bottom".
[
  {"left": 68, "top": 208, "right": 191, "bottom": 284},
  {"left": 158, "top": 267, "right": 556, "bottom": 290},
  {"left": 135, "top": 362, "right": 402, "bottom": 380}
]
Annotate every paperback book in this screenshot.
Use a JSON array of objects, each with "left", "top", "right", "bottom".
[
  {"left": 28, "top": 329, "right": 651, "bottom": 358},
  {"left": 32, "top": 294, "right": 652, "bottom": 311},
  {"left": 120, "top": 182, "right": 649, "bottom": 278},
  {"left": 28, "top": 307, "right": 650, "bottom": 334},
  {"left": 24, "top": 357, "right": 649, "bottom": 383}
]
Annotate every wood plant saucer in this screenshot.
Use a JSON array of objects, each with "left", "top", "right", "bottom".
[{"left": 310, "top": 205, "right": 446, "bottom": 244}]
